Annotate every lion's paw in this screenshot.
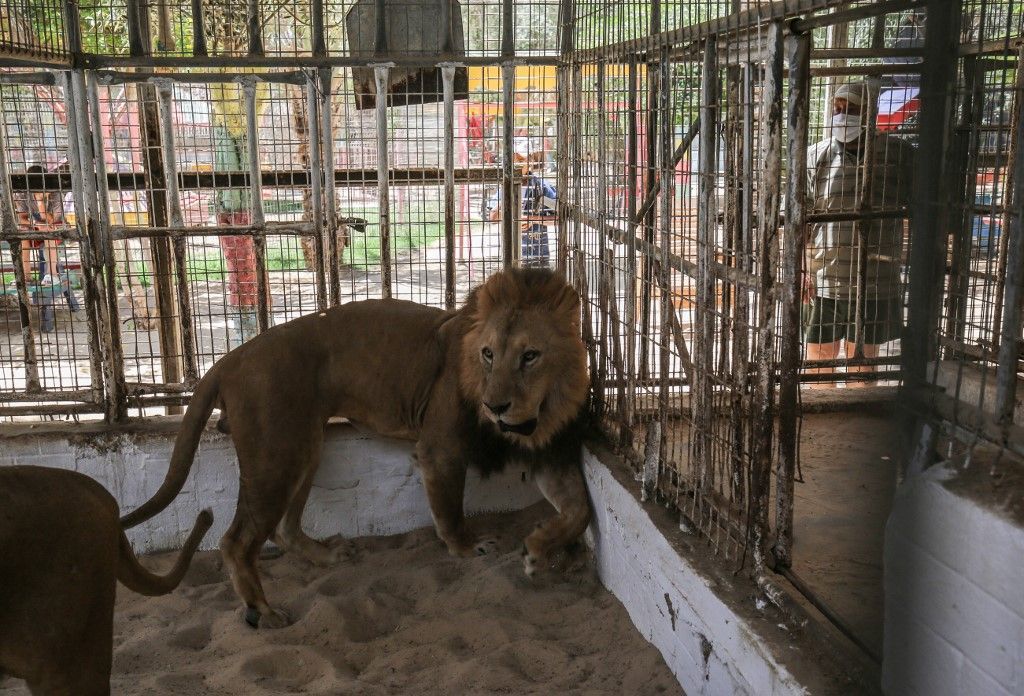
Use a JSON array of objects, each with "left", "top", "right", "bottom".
[
  {"left": 243, "top": 606, "right": 291, "bottom": 629},
  {"left": 473, "top": 538, "right": 499, "bottom": 556},
  {"left": 521, "top": 546, "right": 541, "bottom": 578}
]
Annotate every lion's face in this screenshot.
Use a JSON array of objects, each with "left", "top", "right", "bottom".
[{"left": 460, "top": 269, "right": 588, "bottom": 449}]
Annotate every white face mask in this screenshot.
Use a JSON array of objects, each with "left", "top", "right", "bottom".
[{"left": 831, "top": 113, "right": 863, "bottom": 143}]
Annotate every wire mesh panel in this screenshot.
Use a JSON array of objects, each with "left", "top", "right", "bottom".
[{"left": 0, "top": 0, "right": 68, "bottom": 60}]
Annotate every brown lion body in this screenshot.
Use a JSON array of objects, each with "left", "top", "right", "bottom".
[
  {"left": 121, "top": 268, "right": 592, "bottom": 629},
  {"left": 0, "top": 466, "right": 212, "bottom": 696}
]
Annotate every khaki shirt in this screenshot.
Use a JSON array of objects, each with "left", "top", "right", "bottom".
[{"left": 806, "top": 134, "right": 915, "bottom": 300}]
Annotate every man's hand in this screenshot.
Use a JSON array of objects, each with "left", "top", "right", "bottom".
[{"left": 802, "top": 272, "right": 816, "bottom": 304}]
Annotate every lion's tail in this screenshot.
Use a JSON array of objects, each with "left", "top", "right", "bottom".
[
  {"left": 120, "top": 366, "right": 221, "bottom": 528},
  {"left": 116, "top": 509, "right": 213, "bottom": 596}
]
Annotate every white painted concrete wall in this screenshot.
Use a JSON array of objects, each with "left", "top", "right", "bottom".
[
  {"left": 883, "top": 463, "right": 1024, "bottom": 696},
  {"left": 0, "top": 421, "right": 542, "bottom": 553}
]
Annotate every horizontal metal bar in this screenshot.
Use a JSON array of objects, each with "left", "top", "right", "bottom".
[
  {"left": 0, "top": 402, "right": 102, "bottom": 416},
  {"left": 959, "top": 37, "right": 1024, "bottom": 57},
  {"left": 124, "top": 381, "right": 192, "bottom": 394},
  {"left": 0, "top": 227, "right": 81, "bottom": 242},
  {"left": 806, "top": 208, "right": 908, "bottom": 223},
  {"left": 799, "top": 369, "right": 902, "bottom": 383},
  {"left": 0, "top": 71, "right": 57, "bottom": 85},
  {"left": 95, "top": 70, "right": 307, "bottom": 85},
  {"left": 111, "top": 222, "right": 314, "bottom": 239},
  {"left": 0, "top": 389, "right": 96, "bottom": 403},
  {"left": 0, "top": 55, "right": 72, "bottom": 70},
  {"left": 82, "top": 54, "right": 561, "bottom": 70},
  {"left": 802, "top": 355, "right": 901, "bottom": 368},
  {"left": 791, "top": 0, "right": 924, "bottom": 34}
]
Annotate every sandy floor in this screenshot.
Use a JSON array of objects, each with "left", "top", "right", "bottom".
[{"left": 1, "top": 504, "right": 680, "bottom": 695}]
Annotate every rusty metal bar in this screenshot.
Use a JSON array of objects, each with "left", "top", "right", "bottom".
[
  {"left": 82, "top": 55, "right": 563, "bottom": 70},
  {"left": 95, "top": 70, "right": 307, "bottom": 86},
  {"left": 87, "top": 73, "right": 129, "bottom": 420},
  {"left": 631, "top": 117, "right": 700, "bottom": 227},
  {"left": 903, "top": 0, "right": 963, "bottom": 392},
  {"left": 156, "top": 79, "right": 198, "bottom": 384},
  {"left": 190, "top": 0, "right": 207, "bottom": 56},
  {"left": 0, "top": 388, "right": 96, "bottom": 403},
  {"left": 110, "top": 222, "right": 317, "bottom": 239},
  {"left": 570, "top": 64, "right": 583, "bottom": 272},
  {"left": 243, "top": 77, "right": 270, "bottom": 334},
  {"left": 311, "top": 0, "right": 326, "bottom": 57},
  {"left": 556, "top": 62, "right": 569, "bottom": 273},
  {"left": 373, "top": 64, "right": 392, "bottom": 298},
  {"left": 851, "top": 85, "right": 879, "bottom": 359},
  {"left": 775, "top": 24, "right": 809, "bottom": 570},
  {"left": 304, "top": 70, "right": 328, "bottom": 309},
  {"left": 501, "top": 62, "right": 515, "bottom": 268},
  {"left": 595, "top": 59, "right": 609, "bottom": 416},
  {"left": 694, "top": 36, "right": 719, "bottom": 507},
  {"left": 441, "top": 63, "right": 457, "bottom": 310},
  {"left": 126, "top": 0, "right": 145, "bottom": 57},
  {"left": 657, "top": 43, "right": 673, "bottom": 476},
  {"left": 621, "top": 57, "right": 639, "bottom": 451},
  {"left": 319, "top": 67, "right": 340, "bottom": 307},
  {"left": 501, "top": 0, "right": 514, "bottom": 58},
  {"left": 0, "top": 403, "right": 104, "bottom": 417},
  {"left": 65, "top": 71, "right": 113, "bottom": 413},
  {"left": 247, "top": 0, "right": 264, "bottom": 57},
  {"left": 0, "top": 228, "right": 80, "bottom": 242}
]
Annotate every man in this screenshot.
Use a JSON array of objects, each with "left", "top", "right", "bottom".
[
  {"left": 803, "top": 80, "right": 915, "bottom": 386},
  {"left": 10, "top": 164, "right": 61, "bottom": 287},
  {"left": 486, "top": 150, "right": 556, "bottom": 268}
]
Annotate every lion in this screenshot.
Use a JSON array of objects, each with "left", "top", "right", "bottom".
[
  {"left": 0, "top": 465, "right": 212, "bottom": 695},
  {"left": 119, "top": 267, "right": 592, "bottom": 629}
]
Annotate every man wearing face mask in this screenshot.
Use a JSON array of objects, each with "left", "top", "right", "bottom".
[{"left": 803, "top": 79, "right": 915, "bottom": 386}]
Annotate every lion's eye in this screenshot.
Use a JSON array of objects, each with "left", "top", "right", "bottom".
[
  {"left": 481, "top": 347, "right": 493, "bottom": 362},
  {"left": 522, "top": 350, "right": 540, "bottom": 365}
]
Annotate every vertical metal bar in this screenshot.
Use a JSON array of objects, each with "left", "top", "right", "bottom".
[
  {"left": 775, "top": 25, "right": 809, "bottom": 570},
  {"left": 243, "top": 77, "right": 269, "bottom": 334},
  {"left": 311, "top": 0, "right": 326, "bottom": 57},
  {"left": 639, "top": 43, "right": 660, "bottom": 380},
  {"left": 501, "top": 0, "right": 514, "bottom": 58},
  {"left": 657, "top": 46, "right": 672, "bottom": 476},
  {"left": 373, "top": 65, "right": 392, "bottom": 298},
  {"left": 622, "top": 57, "right": 639, "bottom": 450},
  {"left": 190, "top": 0, "right": 207, "bottom": 56},
  {"left": 558, "top": 0, "right": 574, "bottom": 57},
  {"left": 440, "top": 0, "right": 454, "bottom": 53},
  {"left": 852, "top": 90, "right": 879, "bottom": 359},
  {"left": 570, "top": 64, "right": 583, "bottom": 277},
  {"left": 308, "top": 70, "right": 328, "bottom": 307},
  {"left": 88, "top": 74, "right": 128, "bottom": 420},
  {"left": 995, "top": 79, "right": 1024, "bottom": 425},
  {"left": 319, "top": 67, "right": 340, "bottom": 307},
  {"left": 0, "top": 108, "right": 39, "bottom": 392},
  {"left": 903, "top": 0, "right": 963, "bottom": 392},
  {"left": 374, "top": 0, "right": 388, "bottom": 54},
  {"left": 247, "top": 0, "right": 264, "bottom": 57},
  {"left": 556, "top": 63, "right": 570, "bottom": 273},
  {"left": 156, "top": 80, "right": 198, "bottom": 384},
  {"left": 694, "top": 37, "right": 719, "bottom": 499},
  {"left": 126, "top": 0, "right": 145, "bottom": 57},
  {"left": 65, "top": 71, "right": 115, "bottom": 416},
  {"left": 596, "top": 60, "right": 609, "bottom": 408},
  {"left": 501, "top": 62, "right": 516, "bottom": 268},
  {"left": 442, "top": 63, "right": 457, "bottom": 310}
]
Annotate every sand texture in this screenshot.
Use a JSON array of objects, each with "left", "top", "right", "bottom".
[{"left": 1, "top": 504, "right": 681, "bottom": 695}]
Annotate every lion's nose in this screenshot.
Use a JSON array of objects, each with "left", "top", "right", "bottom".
[{"left": 485, "top": 401, "right": 511, "bottom": 416}]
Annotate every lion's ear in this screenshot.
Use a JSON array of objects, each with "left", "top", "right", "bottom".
[{"left": 550, "top": 284, "right": 581, "bottom": 328}]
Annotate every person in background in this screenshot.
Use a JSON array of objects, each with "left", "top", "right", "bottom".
[
  {"left": 10, "top": 164, "right": 61, "bottom": 287},
  {"left": 487, "top": 150, "right": 556, "bottom": 268},
  {"left": 803, "top": 80, "right": 915, "bottom": 387}
]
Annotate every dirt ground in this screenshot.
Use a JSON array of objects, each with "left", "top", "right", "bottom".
[{"left": 0, "top": 504, "right": 681, "bottom": 696}]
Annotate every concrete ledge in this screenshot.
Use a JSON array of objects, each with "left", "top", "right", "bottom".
[
  {"left": 0, "top": 418, "right": 542, "bottom": 552},
  {"left": 583, "top": 442, "right": 874, "bottom": 696}
]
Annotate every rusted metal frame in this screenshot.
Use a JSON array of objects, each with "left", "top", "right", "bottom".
[
  {"left": 774, "top": 27, "right": 809, "bottom": 570},
  {"left": 111, "top": 222, "right": 317, "bottom": 239},
  {"left": 595, "top": 60, "right": 610, "bottom": 417},
  {"left": 191, "top": 0, "right": 208, "bottom": 56},
  {"left": 0, "top": 115, "right": 40, "bottom": 393},
  {"left": 372, "top": 65, "right": 392, "bottom": 298},
  {"left": 793, "top": 0, "right": 925, "bottom": 34},
  {"left": 801, "top": 370, "right": 902, "bottom": 384},
  {"left": 243, "top": 77, "right": 270, "bottom": 334},
  {"left": 943, "top": 57, "right": 980, "bottom": 357},
  {"left": 851, "top": 84, "right": 879, "bottom": 359},
  {"left": 959, "top": 37, "right": 1024, "bottom": 57},
  {"left": 802, "top": 355, "right": 900, "bottom": 369},
  {"left": 621, "top": 57, "right": 640, "bottom": 451},
  {"left": 638, "top": 53, "right": 660, "bottom": 381},
  {"left": 64, "top": 71, "right": 114, "bottom": 415},
  {"left": 902, "top": 0, "right": 963, "bottom": 392},
  {"left": 603, "top": 246, "right": 627, "bottom": 436},
  {"left": 990, "top": 48, "right": 1024, "bottom": 359},
  {"left": 319, "top": 67, "right": 340, "bottom": 307},
  {"left": 311, "top": 0, "right": 326, "bottom": 57},
  {"left": 156, "top": 80, "right": 199, "bottom": 384},
  {"left": 0, "top": 228, "right": 80, "bottom": 242},
  {"left": 95, "top": 70, "right": 307, "bottom": 86},
  {"left": 247, "top": 0, "right": 265, "bottom": 57},
  {"left": 994, "top": 69, "right": 1024, "bottom": 425},
  {"left": 631, "top": 118, "right": 700, "bottom": 227},
  {"left": 694, "top": 37, "right": 719, "bottom": 514},
  {"left": 501, "top": 0, "right": 514, "bottom": 58},
  {"left": 374, "top": 0, "right": 387, "bottom": 53},
  {"left": 749, "top": 21, "right": 784, "bottom": 573},
  {"left": 135, "top": 10, "right": 184, "bottom": 409},
  {"left": 441, "top": 63, "right": 457, "bottom": 310},
  {"left": 0, "top": 71, "right": 56, "bottom": 85},
  {"left": 555, "top": 63, "right": 570, "bottom": 273},
  {"left": 83, "top": 55, "right": 563, "bottom": 70},
  {"left": 501, "top": 62, "right": 516, "bottom": 268},
  {"left": 721, "top": 67, "right": 741, "bottom": 384},
  {"left": 126, "top": 0, "right": 146, "bottom": 57},
  {"left": 87, "top": 73, "right": 129, "bottom": 421},
  {"left": 0, "top": 403, "right": 103, "bottom": 417},
  {"left": 306, "top": 70, "right": 328, "bottom": 308},
  {"left": 0, "top": 388, "right": 96, "bottom": 403},
  {"left": 570, "top": 63, "right": 583, "bottom": 276},
  {"left": 575, "top": 245, "right": 600, "bottom": 415},
  {"left": 123, "top": 381, "right": 193, "bottom": 394}
]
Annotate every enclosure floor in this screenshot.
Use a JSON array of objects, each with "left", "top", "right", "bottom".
[
  {"left": 0, "top": 504, "right": 680, "bottom": 696},
  {"left": 792, "top": 409, "right": 899, "bottom": 659}
]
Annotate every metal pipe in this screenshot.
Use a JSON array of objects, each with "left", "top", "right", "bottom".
[
  {"left": 126, "top": 0, "right": 145, "bottom": 57},
  {"left": 110, "top": 222, "right": 318, "bottom": 239},
  {"left": 555, "top": 63, "right": 569, "bottom": 273},
  {"left": 501, "top": 62, "right": 515, "bottom": 268},
  {"left": 852, "top": 85, "right": 879, "bottom": 359},
  {"left": 156, "top": 79, "right": 198, "bottom": 384},
  {"left": 622, "top": 57, "right": 639, "bottom": 450},
  {"left": 657, "top": 44, "right": 673, "bottom": 475},
  {"left": 243, "top": 77, "right": 270, "bottom": 334},
  {"left": 247, "top": 0, "right": 264, "bottom": 57},
  {"left": 319, "top": 67, "right": 340, "bottom": 306},
  {"left": 373, "top": 64, "right": 393, "bottom": 297},
  {"left": 95, "top": 70, "right": 307, "bottom": 85},
  {"left": 595, "top": 59, "right": 609, "bottom": 417},
  {"left": 441, "top": 63, "right": 457, "bottom": 310},
  {"left": 191, "top": 0, "right": 207, "bottom": 56},
  {"left": 311, "top": 0, "right": 326, "bottom": 57},
  {"left": 82, "top": 55, "right": 564, "bottom": 70},
  {"left": 501, "top": 0, "right": 514, "bottom": 58},
  {"left": 307, "top": 70, "right": 328, "bottom": 308}
]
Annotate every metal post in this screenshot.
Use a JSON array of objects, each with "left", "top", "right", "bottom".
[
  {"left": 775, "top": 25, "right": 809, "bottom": 570},
  {"left": 247, "top": 0, "right": 264, "bottom": 57},
  {"left": 657, "top": 45, "right": 672, "bottom": 474},
  {"left": 501, "top": 0, "right": 514, "bottom": 58},
  {"left": 441, "top": 63, "right": 457, "bottom": 309},
  {"left": 319, "top": 67, "right": 340, "bottom": 306},
  {"left": 307, "top": 70, "right": 328, "bottom": 307},
  {"left": 191, "top": 0, "right": 207, "bottom": 56},
  {"left": 622, "top": 57, "right": 639, "bottom": 450},
  {"left": 126, "top": 0, "right": 145, "bottom": 57},
  {"left": 243, "top": 77, "right": 270, "bottom": 334},
  {"left": 373, "top": 64, "right": 393, "bottom": 298},
  {"left": 87, "top": 73, "right": 128, "bottom": 420},
  {"left": 311, "top": 0, "right": 326, "bottom": 57},
  {"left": 570, "top": 64, "right": 583, "bottom": 275},
  {"left": 596, "top": 60, "right": 609, "bottom": 408},
  {"left": 156, "top": 80, "right": 198, "bottom": 384},
  {"left": 852, "top": 88, "right": 878, "bottom": 358},
  {"left": 556, "top": 62, "right": 570, "bottom": 272},
  {"left": 501, "top": 62, "right": 516, "bottom": 268}
]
